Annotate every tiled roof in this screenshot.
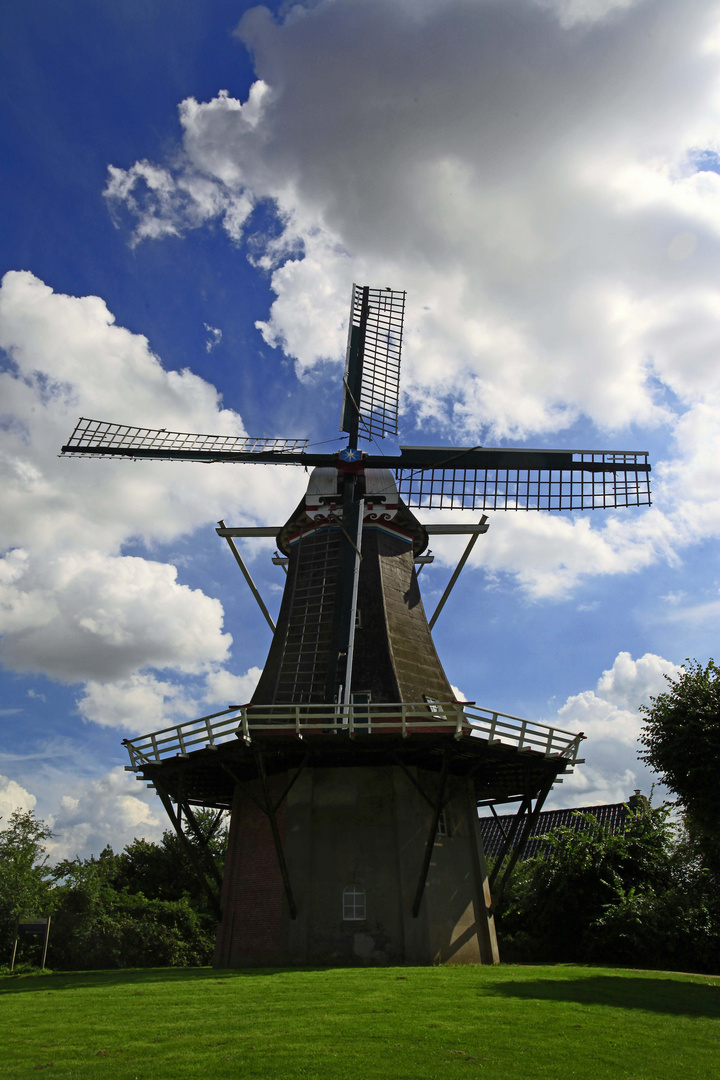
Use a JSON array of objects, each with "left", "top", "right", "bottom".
[{"left": 479, "top": 799, "right": 639, "bottom": 859}]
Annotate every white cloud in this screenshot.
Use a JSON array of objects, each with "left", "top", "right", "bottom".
[
  {"left": 594, "top": 649, "right": 680, "bottom": 710},
  {"left": 0, "top": 774, "right": 37, "bottom": 824},
  {"left": 0, "top": 270, "right": 303, "bottom": 558},
  {"left": 203, "top": 666, "right": 262, "bottom": 707},
  {"left": 544, "top": 650, "right": 681, "bottom": 808},
  {"left": 100, "top": 0, "right": 720, "bottom": 598},
  {"left": 0, "top": 270, "right": 306, "bottom": 718},
  {"left": 75, "top": 665, "right": 263, "bottom": 735},
  {"left": 204, "top": 323, "right": 223, "bottom": 352},
  {"left": 531, "top": 0, "right": 650, "bottom": 29},
  {"left": 47, "top": 767, "right": 164, "bottom": 861},
  {"left": 77, "top": 673, "right": 200, "bottom": 734},
  {"left": 0, "top": 550, "right": 231, "bottom": 682}
]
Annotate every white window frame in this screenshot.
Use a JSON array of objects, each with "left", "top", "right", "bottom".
[{"left": 343, "top": 883, "right": 366, "bottom": 921}]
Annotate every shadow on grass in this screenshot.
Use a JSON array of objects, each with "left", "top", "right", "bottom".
[
  {"left": 0, "top": 965, "right": 334, "bottom": 995},
  {"left": 489, "top": 976, "right": 720, "bottom": 1018}
]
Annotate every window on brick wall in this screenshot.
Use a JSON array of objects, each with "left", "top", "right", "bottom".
[{"left": 343, "top": 884, "right": 366, "bottom": 921}]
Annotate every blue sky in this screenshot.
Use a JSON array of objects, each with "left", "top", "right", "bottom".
[{"left": 1, "top": 0, "right": 719, "bottom": 859}]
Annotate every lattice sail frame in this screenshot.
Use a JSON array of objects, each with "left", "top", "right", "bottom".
[
  {"left": 343, "top": 285, "right": 406, "bottom": 441},
  {"left": 61, "top": 418, "right": 308, "bottom": 457},
  {"left": 395, "top": 451, "right": 651, "bottom": 511}
]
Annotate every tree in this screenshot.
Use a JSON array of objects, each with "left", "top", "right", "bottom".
[
  {"left": 49, "top": 849, "right": 215, "bottom": 969},
  {"left": 114, "top": 810, "right": 228, "bottom": 912},
  {"left": 639, "top": 658, "right": 720, "bottom": 874},
  {"left": 47, "top": 818, "right": 227, "bottom": 969},
  {"left": 0, "top": 810, "right": 54, "bottom": 962}
]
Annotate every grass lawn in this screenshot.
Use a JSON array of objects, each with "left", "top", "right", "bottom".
[{"left": 1, "top": 964, "right": 719, "bottom": 1079}]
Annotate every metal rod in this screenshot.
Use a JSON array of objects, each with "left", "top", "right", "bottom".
[
  {"left": 41, "top": 917, "right": 50, "bottom": 971},
  {"left": 343, "top": 499, "right": 364, "bottom": 710},
  {"left": 429, "top": 517, "right": 488, "bottom": 629},
  {"left": 218, "top": 519, "right": 276, "bottom": 632}
]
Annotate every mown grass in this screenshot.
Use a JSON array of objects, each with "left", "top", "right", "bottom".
[{"left": 1, "top": 964, "right": 719, "bottom": 1079}]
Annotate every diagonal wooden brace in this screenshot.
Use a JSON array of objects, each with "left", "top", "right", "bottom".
[
  {"left": 254, "top": 747, "right": 298, "bottom": 920},
  {"left": 490, "top": 775, "right": 556, "bottom": 911},
  {"left": 412, "top": 753, "right": 450, "bottom": 918},
  {"left": 153, "top": 778, "right": 222, "bottom": 920}
]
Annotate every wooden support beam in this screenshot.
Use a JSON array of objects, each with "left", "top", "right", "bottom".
[
  {"left": 254, "top": 747, "right": 298, "bottom": 920},
  {"left": 489, "top": 803, "right": 510, "bottom": 847},
  {"left": 392, "top": 754, "right": 436, "bottom": 809},
  {"left": 218, "top": 519, "right": 276, "bottom": 632},
  {"left": 490, "top": 775, "right": 556, "bottom": 911},
  {"left": 153, "top": 779, "right": 222, "bottom": 920},
  {"left": 180, "top": 800, "right": 225, "bottom": 893},
  {"left": 429, "top": 518, "right": 488, "bottom": 629},
  {"left": 273, "top": 754, "right": 310, "bottom": 814},
  {"left": 412, "top": 753, "right": 450, "bottom": 918},
  {"left": 220, "top": 761, "right": 265, "bottom": 815},
  {"left": 488, "top": 794, "right": 531, "bottom": 891}
]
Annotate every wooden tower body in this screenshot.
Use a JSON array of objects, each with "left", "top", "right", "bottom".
[{"left": 214, "top": 466, "right": 498, "bottom": 966}]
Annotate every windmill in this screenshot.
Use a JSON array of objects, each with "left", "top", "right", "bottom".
[{"left": 61, "top": 285, "right": 651, "bottom": 966}]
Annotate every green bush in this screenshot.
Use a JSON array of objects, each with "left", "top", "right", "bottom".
[{"left": 497, "top": 803, "right": 720, "bottom": 973}]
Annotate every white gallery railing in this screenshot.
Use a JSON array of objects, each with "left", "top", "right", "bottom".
[{"left": 123, "top": 701, "right": 585, "bottom": 770}]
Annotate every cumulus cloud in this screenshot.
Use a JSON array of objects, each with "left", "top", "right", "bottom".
[
  {"left": 203, "top": 666, "right": 262, "bottom": 707},
  {"left": 0, "top": 270, "right": 302, "bottom": 558},
  {"left": 0, "top": 270, "right": 306, "bottom": 700},
  {"left": 0, "top": 774, "right": 37, "bottom": 824},
  {"left": 77, "top": 673, "right": 200, "bottom": 734},
  {"left": 0, "top": 550, "right": 231, "bottom": 682},
  {"left": 544, "top": 650, "right": 682, "bottom": 808},
  {"left": 76, "top": 665, "right": 263, "bottom": 735},
  {"left": 47, "top": 767, "right": 164, "bottom": 861},
  {"left": 100, "top": 0, "right": 720, "bottom": 598}
]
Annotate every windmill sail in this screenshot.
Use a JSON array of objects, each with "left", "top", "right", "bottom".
[
  {"left": 395, "top": 448, "right": 652, "bottom": 511},
  {"left": 340, "top": 285, "right": 406, "bottom": 443},
  {"left": 61, "top": 420, "right": 651, "bottom": 511},
  {"left": 61, "top": 418, "right": 308, "bottom": 458}
]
